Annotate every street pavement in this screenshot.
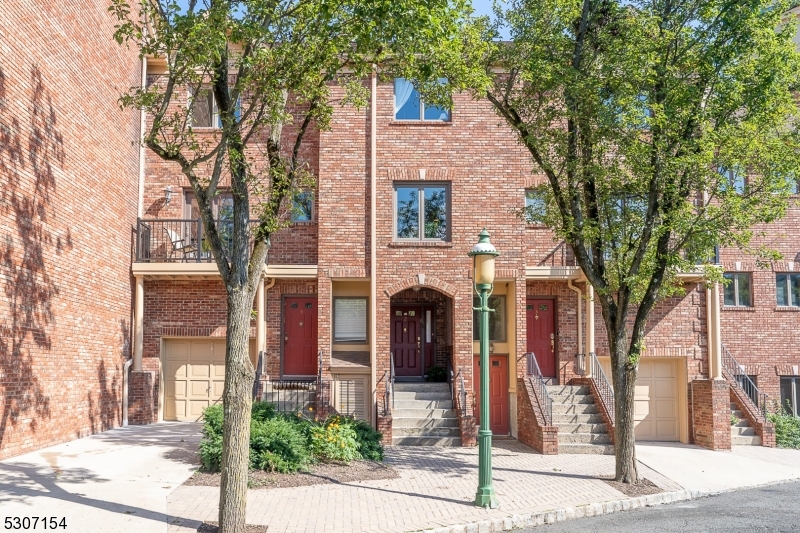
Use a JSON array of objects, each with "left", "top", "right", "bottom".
[{"left": 534, "top": 480, "right": 800, "bottom": 532}]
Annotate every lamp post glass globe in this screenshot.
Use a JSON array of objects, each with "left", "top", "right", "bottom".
[{"left": 468, "top": 228, "right": 499, "bottom": 509}]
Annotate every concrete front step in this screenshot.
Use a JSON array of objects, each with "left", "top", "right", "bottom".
[
  {"left": 394, "top": 382, "right": 450, "bottom": 391},
  {"left": 551, "top": 413, "right": 605, "bottom": 424},
  {"left": 558, "top": 432, "right": 613, "bottom": 445},
  {"left": 547, "top": 386, "right": 590, "bottom": 395},
  {"left": 732, "top": 426, "right": 756, "bottom": 436},
  {"left": 551, "top": 403, "right": 599, "bottom": 415},
  {"left": 731, "top": 409, "right": 744, "bottom": 418},
  {"left": 558, "top": 443, "right": 615, "bottom": 455},
  {"left": 393, "top": 427, "right": 460, "bottom": 437},
  {"left": 549, "top": 394, "right": 595, "bottom": 405},
  {"left": 392, "top": 417, "right": 459, "bottom": 429},
  {"left": 392, "top": 408, "right": 456, "bottom": 419},
  {"left": 391, "top": 436, "right": 462, "bottom": 446},
  {"left": 555, "top": 422, "right": 608, "bottom": 434},
  {"left": 393, "top": 400, "right": 454, "bottom": 410},
  {"left": 393, "top": 391, "right": 452, "bottom": 401},
  {"left": 732, "top": 435, "right": 762, "bottom": 446}
]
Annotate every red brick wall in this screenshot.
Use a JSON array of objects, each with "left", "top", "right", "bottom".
[
  {"left": 690, "top": 379, "right": 731, "bottom": 451},
  {"left": 0, "top": 2, "right": 141, "bottom": 458},
  {"left": 516, "top": 378, "right": 558, "bottom": 453}
]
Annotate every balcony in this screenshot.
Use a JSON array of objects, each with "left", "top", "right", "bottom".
[{"left": 135, "top": 218, "right": 259, "bottom": 263}]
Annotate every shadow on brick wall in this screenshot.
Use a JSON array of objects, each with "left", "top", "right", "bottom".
[{"left": 0, "top": 64, "right": 66, "bottom": 447}]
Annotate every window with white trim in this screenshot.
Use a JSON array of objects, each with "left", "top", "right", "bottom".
[
  {"left": 723, "top": 272, "right": 752, "bottom": 307},
  {"left": 189, "top": 86, "right": 218, "bottom": 128},
  {"left": 472, "top": 295, "right": 506, "bottom": 341},
  {"left": 780, "top": 377, "right": 800, "bottom": 417},
  {"left": 333, "top": 297, "right": 368, "bottom": 343},
  {"left": 776, "top": 273, "right": 800, "bottom": 307},
  {"left": 718, "top": 165, "right": 746, "bottom": 194},
  {"left": 393, "top": 78, "right": 450, "bottom": 121},
  {"left": 394, "top": 182, "right": 450, "bottom": 241}
]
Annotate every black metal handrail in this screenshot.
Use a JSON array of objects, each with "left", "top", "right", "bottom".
[
  {"left": 722, "top": 345, "right": 766, "bottom": 418},
  {"left": 588, "top": 352, "right": 615, "bottom": 424},
  {"left": 389, "top": 352, "right": 395, "bottom": 411},
  {"left": 459, "top": 370, "right": 467, "bottom": 415},
  {"left": 135, "top": 217, "right": 260, "bottom": 263},
  {"left": 525, "top": 352, "right": 553, "bottom": 426}
]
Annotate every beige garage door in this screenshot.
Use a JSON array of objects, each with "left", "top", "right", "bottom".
[
  {"left": 599, "top": 357, "right": 679, "bottom": 441},
  {"left": 164, "top": 339, "right": 226, "bottom": 421}
]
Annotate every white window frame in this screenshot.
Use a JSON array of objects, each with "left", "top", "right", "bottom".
[
  {"left": 393, "top": 78, "right": 451, "bottom": 122},
  {"left": 392, "top": 182, "right": 451, "bottom": 242},
  {"left": 776, "top": 273, "right": 800, "bottom": 307},
  {"left": 723, "top": 272, "right": 752, "bottom": 307},
  {"left": 188, "top": 86, "right": 219, "bottom": 129}
]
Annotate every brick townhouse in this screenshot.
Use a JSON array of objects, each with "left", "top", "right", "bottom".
[{"left": 3, "top": 2, "right": 799, "bottom": 461}]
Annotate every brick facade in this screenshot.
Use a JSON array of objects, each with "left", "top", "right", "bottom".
[
  {"left": 0, "top": 2, "right": 140, "bottom": 458},
  {"left": 517, "top": 378, "right": 558, "bottom": 454},
  {"left": 690, "top": 379, "right": 732, "bottom": 451}
]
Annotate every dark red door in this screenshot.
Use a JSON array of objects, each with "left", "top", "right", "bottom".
[
  {"left": 527, "top": 299, "right": 556, "bottom": 377},
  {"left": 283, "top": 297, "right": 318, "bottom": 376},
  {"left": 391, "top": 306, "right": 422, "bottom": 377},
  {"left": 473, "top": 355, "right": 510, "bottom": 435}
]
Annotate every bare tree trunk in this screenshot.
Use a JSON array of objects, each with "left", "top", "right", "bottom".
[
  {"left": 611, "top": 335, "right": 639, "bottom": 483},
  {"left": 219, "top": 285, "right": 256, "bottom": 533}
]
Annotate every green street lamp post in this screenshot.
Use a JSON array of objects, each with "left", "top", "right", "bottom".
[{"left": 469, "top": 228, "right": 500, "bottom": 509}]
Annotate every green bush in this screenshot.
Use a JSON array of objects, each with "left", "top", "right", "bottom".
[
  {"left": 767, "top": 409, "right": 800, "bottom": 449},
  {"left": 347, "top": 418, "right": 384, "bottom": 461},
  {"left": 199, "top": 432, "right": 223, "bottom": 471},
  {"left": 250, "top": 417, "right": 313, "bottom": 472},
  {"left": 425, "top": 365, "right": 447, "bottom": 382},
  {"left": 310, "top": 415, "right": 360, "bottom": 462}
]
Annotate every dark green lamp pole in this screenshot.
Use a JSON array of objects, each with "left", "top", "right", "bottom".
[{"left": 469, "top": 228, "right": 500, "bottom": 509}]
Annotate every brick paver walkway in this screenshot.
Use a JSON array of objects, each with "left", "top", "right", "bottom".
[{"left": 167, "top": 441, "right": 680, "bottom": 533}]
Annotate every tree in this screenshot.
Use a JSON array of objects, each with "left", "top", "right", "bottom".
[
  {"left": 109, "top": 1, "right": 481, "bottom": 530},
  {"left": 477, "top": 0, "right": 800, "bottom": 482}
]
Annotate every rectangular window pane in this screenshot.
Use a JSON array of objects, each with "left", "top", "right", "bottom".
[
  {"left": 723, "top": 273, "right": 736, "bottom": 306},
  {"left": 191, "top": 88, "right": 214, "bottom": 127},
  {"left": 395, "top": 187, "right": 419, "bottom": 238},
  {"left": 334, "top": 298, "right": 367, "bottom": 342},
  {"left": 791, "top": 274, "right": 800, "bottom": 307},
  {"left": 777, "top": 274, "right": 788, "bottom": 306},
  {"left": 423, "top": 186, "right": 447, "bottom": 239},
  {"left": 524, "top": 189, "right": 546, "bottom": 224},
  {"left": 737, "top": 274, "right": 751, "bottom": 306},
  {"left": 780, "top": 378, "right": 793, "bottom": 415},
  {"left": 472, "top": 296, "right": 506, "bottom": 342},
  {"left": 394, "top": 78, "right": 421, "bottom": 120},
  {"left": 423, "top": 103, "right": 450, "bottom": 121},
  {"left": 291, "top": 191, "right": 314, "bottom": 222}
]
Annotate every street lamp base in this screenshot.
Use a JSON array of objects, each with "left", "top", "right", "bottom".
[{"left": 474, "top": 489, "right": 499, "bottom": 509}]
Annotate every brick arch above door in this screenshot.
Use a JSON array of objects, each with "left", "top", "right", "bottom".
[{"left": 384, "top": 274, "right": 458, "bottom": 299}]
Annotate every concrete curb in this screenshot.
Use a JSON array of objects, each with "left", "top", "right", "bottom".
[{"left": 413, "top": 488, "right": 705, "bottom": 533}]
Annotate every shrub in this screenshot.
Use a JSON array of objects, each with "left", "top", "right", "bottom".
[
  {"left": 202, "top": 404, "right": 224, "bottom": 438},
  {"left": 199, "top": 432, "right": 223, "bottom": 471},
  {"left": 425, "top": 365, "right": 447, "bottom": 382},
  {"left": 310, "top": 415, "right": 360, "bottom": 462},
  {"left": 251, "top": 401, "right": 277, "bottom": 423},
  {"left": 250, "top": 417, "right": 313, "bottom": 472},
  {"left": 767, "top": 409, "right": 800, "bottom": 449},
  {"left": 346, "top": 418, "right": 384, "bottom": 461}
]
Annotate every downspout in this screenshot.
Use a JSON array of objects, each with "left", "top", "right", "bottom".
[
  {"left": 369, "top": 65, "right": 378, "bottom": 427},
  {"left": 567, "top": 279, "right": 583, "bottom": 373},
  {"left": 137, "top": 56, "right": 147, "bottom": 218},
  {"left": 586, "top": 284, "right": 595, "bottom": 354},
  {"left": 705, "top": 285, "right": 715, "bottom": 378}
]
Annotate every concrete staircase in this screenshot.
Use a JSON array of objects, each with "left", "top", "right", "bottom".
[
  {"left": 730, "top": 402, "right": 761, "bottom": 446},
  {"left": 547, "top": 384, "right": 614, "bottom": 455},
  {"left": 391, "top": 382, "right": 461, "bottom": 446}
]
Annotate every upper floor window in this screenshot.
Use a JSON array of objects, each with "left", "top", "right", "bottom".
[
  {"left": 472, "top": 295, "right": 506, "bottom": 341},
  {"left": 394, "top": 78, "right": 450, "bottom": 121},
  {"left": 719, "top": 165, "right": 746, "bottom": 194},
  {"left": 723, "top": 272, "right": 752, "bottom": 307},
  {"left": 394, "top": 183, "right": 450, "bottom": 241},
  {"left": 291, "top": 191, "right": 314, "bottom": 222},
  {"left": 189, "top": 87, "right": 219, "bottom": 128},
  {"left": 776, "top": 273, "right": 800, "bottom": 307},
  {"left": 785, "top": 173, "right": 800, "bottom": 195},
  {"left": 184, "top": 190, "right": 233, "bottom": 220},
  {"left": 524, "top": 188, "right": 547, "bottom": 225},
  {"left": 333, "top": 297, "right": 368, "bottom": 343}
]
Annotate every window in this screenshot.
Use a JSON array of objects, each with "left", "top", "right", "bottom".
[
  {"left": 291, "top": 191, "right": 314, "bottom": 222},
  {"left": 780, "top": 377, "right": 799, "bottom": 417},
  {"left": 394, "top": 183, "right": 450, "bottom": 241},
  {"left": 785, "top": 174, "right": 800, "bottom": 194},
  {"left": 524, "top": 189, "right": 547, "bottom": 225},
  {"left": 472, "top": 295, "right": 506, "bottom": 342},
  {"left": 184, "top": 190, "right": 233, "bottom": 220},
  {"left": 189, "top": 87, "right": 218, "bottom": 128},
  {"left": 333, "top": 298, "right": 368, "bottom": 343},
  {"left": 723, "top": 272, "right": 752, "bottom": 307},
  {"left": 719, "top": 165, "right": 746, "bottom": 194},
  {"left": 393, "top": 78, "right": 450, "bottom": 121},
  {"left": 776, "top": 273, "right": 800, "bottom": 307}
]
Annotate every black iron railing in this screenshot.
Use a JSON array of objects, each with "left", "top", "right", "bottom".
[
  {"left": 135, "top": 218, "right": 260, "bottom": 263},
  {"left": 389, "top": 353, "right": 395, "bottom": 411},
  {"left": 260, "top": 378, "right": 357, "bottom": 418},
  {"left": 722, "top": 345, "right": 766, "bottom": 418},
  {"left": 525, "top": 352, "right": 553, "bottom": 425},
  {"left": 588, "top": 352, "right": 615, "bottom": 424}
]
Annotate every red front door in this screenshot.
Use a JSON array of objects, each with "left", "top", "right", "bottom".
[
  {"left": 391, "top": 306, "right": 422, "bottom": 377},
  {"left": 283, "top": 297, "right": 318, "bottom": 376},
  {"left": 473, "top": 355, "right": 510, "bottom": 435},
  {"left": 527, "top": 298, "right": 556, "bottom": 377}
]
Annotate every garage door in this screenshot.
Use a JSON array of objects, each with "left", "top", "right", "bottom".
[
  {"left": 599, "top": 357, "right": 679, "bottom": 441},
  {"left": 164, "top": 339, "right": 226, "bottom": 421}
]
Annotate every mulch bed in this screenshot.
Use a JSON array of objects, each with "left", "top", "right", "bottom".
[
  {"left": 184, "top": 460, "right": 398, "bottom": 490},
  {"left": 601, "top": 477, "right": 664, "bottom": 497},
  {"left": 197, "top": 522, "right": 267, "bottom": 532}
]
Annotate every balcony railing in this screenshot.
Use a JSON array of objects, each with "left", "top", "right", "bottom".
[{"left": 135, "top": 218, "right": 260, "bottom": 263}]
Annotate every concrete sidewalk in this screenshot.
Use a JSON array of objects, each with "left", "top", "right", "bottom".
[{"left": 0, "top": 423, "right": 201, "bottom": 533}]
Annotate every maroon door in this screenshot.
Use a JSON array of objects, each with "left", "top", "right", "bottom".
[
  {"left": 283, "top": 297, "right": 318, "bottom": 376},
  {"left": 527, "top": 299, "right": 556, "bottom": 377},
  {"left": 473, "top": 355, "right": 510, "bottom": 435},
  {"left": 391, "top": 306, "right": 422, "bottom": 377}
]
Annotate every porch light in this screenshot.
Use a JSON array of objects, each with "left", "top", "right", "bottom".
[
  {"left": 164, "top": 185, "right": 174, "bottom": 205},
  {"left": 468, "top": 228, "right": 500, "bottom": 509}
]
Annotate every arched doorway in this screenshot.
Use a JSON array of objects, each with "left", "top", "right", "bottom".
[{"left": 390, "top": 287, "right": 453, "bottom": 380}]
